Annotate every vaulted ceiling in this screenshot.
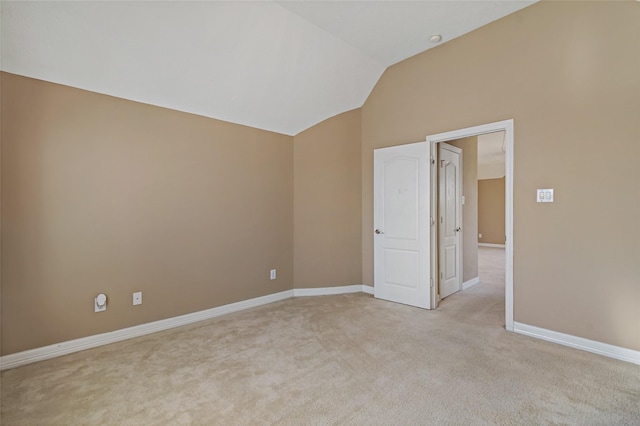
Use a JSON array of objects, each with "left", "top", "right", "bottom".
[{"left": 1, "top": 1, "right": 535, "bottom": 135}]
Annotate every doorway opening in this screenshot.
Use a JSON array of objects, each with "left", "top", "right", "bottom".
[
  {"left": 435, "top": 132, "right": 506, "bottom": 302},
  {"left": 427, "top": 120, "right": 513, "bottom": 331}
]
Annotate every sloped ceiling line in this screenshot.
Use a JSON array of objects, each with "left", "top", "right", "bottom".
[{"left": 1, "top": 1, "right": 535, "bottom": 136}]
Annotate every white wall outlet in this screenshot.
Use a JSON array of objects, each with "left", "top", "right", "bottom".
[
  {"left": 133, "top": 291, "right": 142, "bottom": 306},
  {"left": 536, "top": 188, "right": 554, "bottom": 203},
  {"left": 479, "top": 233, "right": 483, "bottom": 238},
  {"left": 95, "top": 293, "right": 107, "bottom": 312},
  {"left": 270, "top": 269, "right": 276, "bottom": 280}
]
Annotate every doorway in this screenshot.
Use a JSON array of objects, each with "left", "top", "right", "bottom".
[
  {"left": 427, "top": 120, "right": 513, "bottom": 331},
  {"left": 372, "top": 119, "right": 513, "bottom": 331},
  {"left": 476, "top": 131, "right": 507, "bottom": 323}
]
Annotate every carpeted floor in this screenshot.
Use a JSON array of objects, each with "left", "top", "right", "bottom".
[{"left": 2, "top": 248, "right": 639, "bottom": 425}]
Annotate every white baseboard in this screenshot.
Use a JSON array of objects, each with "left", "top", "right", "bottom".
[
  {"left": 8, "top": 290, "right": 636, "bottom": 370},
  {"left": 0, "top": 285, "right": 375, "bottom": 370},
  {"left": 0, "top": 290, "right": 294, "bottom": 371},
  {"left": 462, "top": 277, "right": 480, "bottom": 290},
  {"left": 513, "top": 322, "right": 640, "bottom": 366},
  {"left": 361, "top": 285, "right": 374, "bottom": 295},
  {"left": 478, "top": 243, "right": 505, "bottom": 248},
  {"left": 293, "top": 284, "right": 373, "bottom": 297}
]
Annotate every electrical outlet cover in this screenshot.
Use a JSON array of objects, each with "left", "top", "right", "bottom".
[{"left": 95, "top": 294, "right": 107, "bottom": 312}]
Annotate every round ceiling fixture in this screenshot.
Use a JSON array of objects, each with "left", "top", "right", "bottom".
[{"left": 429, "top": 34, "right": 442, "bottom": 44}]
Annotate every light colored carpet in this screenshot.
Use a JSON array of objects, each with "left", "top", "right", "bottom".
[{"left": 2, "top": 248, "right": 639, "bottom": 425}]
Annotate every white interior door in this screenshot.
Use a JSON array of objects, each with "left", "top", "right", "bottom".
[
  {"left": 374, "top": 142, "right": 431, "bottom": 309},
  {"left": 438, "top": 143, "right": 462, "bottom": 300}
]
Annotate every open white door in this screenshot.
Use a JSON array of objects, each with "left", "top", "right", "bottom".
[
  {"left": 374, "top": 142, "right": 432, "bottom": 309},
  {"left": 438, "top": 143, "right": 462, "bottom": 300}
]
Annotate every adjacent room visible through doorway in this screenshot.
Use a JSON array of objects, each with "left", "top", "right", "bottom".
[
  {"left": 427, "top": 120, "right": 513, "bottom": 329},
  {"left": 435, "top": 130, "right": 506, "bottom": 327}
]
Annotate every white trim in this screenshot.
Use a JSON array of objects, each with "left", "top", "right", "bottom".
[
  {"left": 478, "top": 243, "right": 505, "bottom": 248},
  {"left": 429, "top": 141, "right": 438, "bottom": 308},
  {"left": 1, "top": 290, "right": 294, "bottom": 371},
  {"left": 0, "top": 286, "right": 377, "bottom": 370},
  {"left": 462, "top": 277, "right": 480, "bottom": 290},
  {"left": 514, "top": 322, "right": 640, "bottom": 366},
  {"left": 427, "top": 119, "right": 514, "bottom": 331},
  {"left": 293, "top": 284, "right": 373, "bottom": 297}
]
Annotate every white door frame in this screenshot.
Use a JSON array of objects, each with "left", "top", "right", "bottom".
[{"left": 426, "top": 119, "right": 514, "bottom": 331}]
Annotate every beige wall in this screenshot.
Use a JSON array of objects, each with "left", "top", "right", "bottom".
[
  {"left": 448, "top": 137, "right": 478, "bottom": 282},
  {"left": 362, "top": 2, "right": 640, "bottom": 350},
  {"left": 2, "top": 1, "right": 639, "bottom": 358},
  {"left": 293, "top": 109, "right": 362, "bottom": 288},
  {"left": 478, "top": 178, "right": 505, "bottom": 245},
  {"left": 1, "top": 73, "right": 293, "bottom": 355}
]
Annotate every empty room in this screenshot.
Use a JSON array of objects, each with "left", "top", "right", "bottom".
[{"left": 1, "top": 1, "right": 639, "bottom": 424}]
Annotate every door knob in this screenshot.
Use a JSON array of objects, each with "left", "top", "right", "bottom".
[
  {"left": 375, "top": 229, "right": 384, "bottom": 234},
  {"left": 455, "top": 227, "right": 461, "bottom": 232}
]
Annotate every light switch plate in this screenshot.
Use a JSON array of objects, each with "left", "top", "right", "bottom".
[{"left": 537, "top": 189, "right": 554, "bottom": 203}]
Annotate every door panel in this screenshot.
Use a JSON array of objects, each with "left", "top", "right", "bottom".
[
  {"left": 444, "top": 246, "right": 456, "bottom": 279},
  {"left": 384, "top": 158, "right": 418, "bottom": 239},
  {"left": 374, "top": 142, "right": 431, "bottom": 309},
  {"left": 384, "top": 249, "right": 419, "bottom": 288},
  {"left": 439, "top": 143, "right": 462, "bottom": 300}
]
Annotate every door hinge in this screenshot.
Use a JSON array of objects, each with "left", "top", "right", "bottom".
[
  {"left": 430, "top": 216, "right": 435, "bottom": 226},
  {"left": 431, "top": 155, "right": 435, "bottom": 165},
  {"left": 430, "top": 278, "right": 434, "bottom": 288}
]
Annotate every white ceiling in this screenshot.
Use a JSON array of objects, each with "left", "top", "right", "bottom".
[{"left": 1, "top": 1, "right": 535, "bottom": 136}]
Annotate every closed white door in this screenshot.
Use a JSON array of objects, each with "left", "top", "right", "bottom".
[
  {"left": 374, "top": 142, "right": 431, "bottom": 309},
  {"left": 438, "top": 143, "right": 462, "bottom": 300}
]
